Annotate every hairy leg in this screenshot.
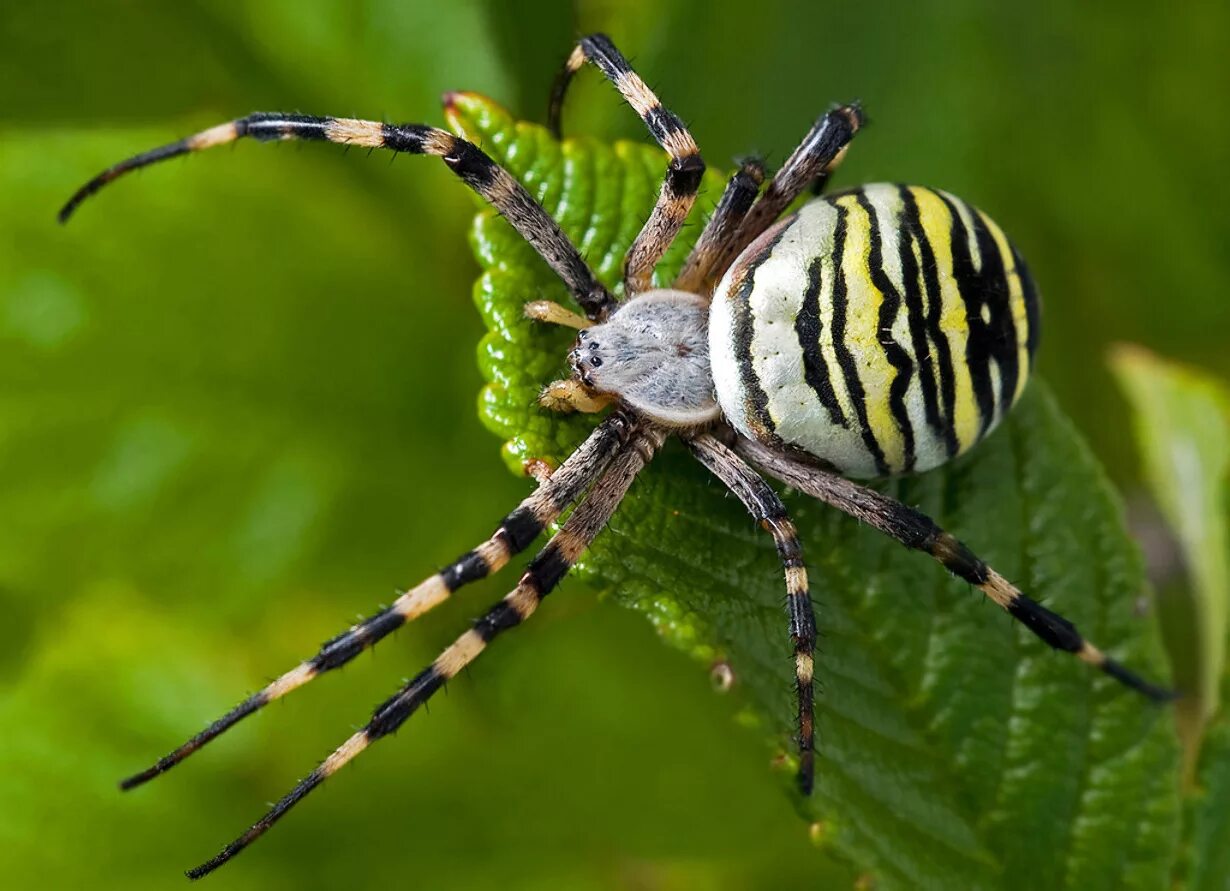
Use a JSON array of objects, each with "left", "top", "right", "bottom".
[
  {"left": 549, "top": 34, "right": 705, "bottom": 294},
  {"left": 707, "top": 105, "right": 863, "bottom": 283},
  {"left": 60, "top": 111, "right": 616, "bottom": 319},
  {"left": 120, "top": 411, "right": 639, "bottom": 790},
  {"left": 688, "top": 433, "right": 818, "bottom": 794},
  {"left": 736, "top": 435, "right": 1173, "bottom": 701},
  {"left": 187, "top": 423, "right": 666, "bottom": 878},
  {"left": 674, "top": 157, "right": 765, "bottom": 294}
]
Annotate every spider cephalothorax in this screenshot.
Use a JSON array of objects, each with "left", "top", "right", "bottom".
[
  {"left": 60, "top": 32, "right": 1170, "bottom": 879},
  {"left": 569, "top": 290, "right": 718, "bottom": 426}
]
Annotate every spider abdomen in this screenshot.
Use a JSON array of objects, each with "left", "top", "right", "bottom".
[{"left": 709, "top": 183, "right": 1040, "bottom": 478}]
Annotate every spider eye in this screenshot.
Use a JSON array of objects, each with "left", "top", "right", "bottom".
[
  {"left": 588, "top": 341, "right": 599, "bottom": 350},
  {"left": 578, "top": 329, "right": 589, "bottom": 340},
  {"left": 589, "top": 356, "right": 603, "bottom": 368}
]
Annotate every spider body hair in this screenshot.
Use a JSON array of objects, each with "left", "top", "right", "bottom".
[{"left": 573, "top": 289, "right": 718, "bottom": 427}]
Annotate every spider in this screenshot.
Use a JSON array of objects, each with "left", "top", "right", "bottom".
[{"left": 60, "top": 34, "right": 1171, "bottom": 879}]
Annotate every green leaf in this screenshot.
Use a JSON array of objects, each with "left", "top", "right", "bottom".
[
  {"left": 450, "top": 93, "right": 1182, "bottom": 890},
  {"left": 1109, "top": 346, "right": 1230, "bottom": 775},
  {"left": 1108, "top": 347, "right": 1230, "bottom": 890},
  {"left": 1186, "top": 716, "right": 1230, "bottom": 891}
]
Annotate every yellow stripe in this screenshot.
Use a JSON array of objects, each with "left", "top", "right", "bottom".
[
  {"left": 320, "top": 730, "right": 370, "bottom": 777},
  {"left": 834, "top": 194, "right": 905, "bottom": 472},
  {"left": 393, "top": 574, "right": 449, "bottom": 621},
  {"left": 910, "top": 188, "right": 979, "bottom": 454},
  {"left": 435, "top": 628, "right": 487, "bottom": 678},
  {"left": 323, "top": 118, "right": 385, "bottom": 148},
  {"left": 977, "top": 209, "right": 1032, "bottom": 405}
]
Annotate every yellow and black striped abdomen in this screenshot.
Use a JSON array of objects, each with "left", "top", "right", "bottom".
[{"left": 709, "top": 183, "right": 1040, "bottom": 478}]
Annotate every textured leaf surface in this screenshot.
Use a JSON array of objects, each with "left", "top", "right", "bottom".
[{"left": 450, "top": 94, "right": 1182, "bottom": 890}]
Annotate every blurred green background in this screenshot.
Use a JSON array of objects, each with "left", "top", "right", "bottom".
[{"left": 1, "top": 2, "right": 1227, "bottom": 889}]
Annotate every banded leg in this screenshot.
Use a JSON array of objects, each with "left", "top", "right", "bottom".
[
  {"left": 736, "top": 436, "right": 1174, "bottom": 701},
  {"left": 59, "top": 111, "right": 615, "bottom": 319},
  {"left": 549, "top": 34, "right": 705, "bottom": 294},
  {"left": 186, "top": 424, "right": 666, "bottom": 879},
  {"left": 120, "top": 411, "right": 638, "bottom": 791},
  {"left": 708, "top": 105, "right": 864, "bottom": 284},
  {"left": 687, "top": 433, "right": 818, "bottom": 795},
  {"left": 674, "top": 157, "right": 765, "bottom": 294}
]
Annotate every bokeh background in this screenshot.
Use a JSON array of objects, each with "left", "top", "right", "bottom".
[{"left": 1, "top": 2, "right": 1227, "bottom": 889}]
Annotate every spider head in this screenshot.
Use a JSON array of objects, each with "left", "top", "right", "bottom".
[
  {"left": 568, "top": 327, "right": 609, "bottom": 389},
  {"left": 564, "top": 290, "right": 720, "bottom": 427}
]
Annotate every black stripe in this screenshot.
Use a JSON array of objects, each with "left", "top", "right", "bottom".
[
  {"left": 796, "top": 684, "right": 815, "bottom": 795},
  {"left": 968, "top": 208, "right": 1020, "bottom": 425},
  {"left": 1014, "top": 244, "right": 1042, "bottom": 369},
  {"left": 900, "top": 186, "right": 959, "bottom": 457},
  {"left": 1100, "top": 657, "right": 1173, "bottom": 702},
  {"left": 857, "top": 188, "right": 916, "bottom": 470},
  {"left": 309, "top": 606, "right": 406, "bottom": 672},
  {"left": 186, "top": 768, "right": 326, "bottom": 879},
  {"left": 439, "top": 139, "right": 499, "bottom": 191},
  {"left": 939, "top": 193, "right": 999, "bottom": 438},
  {"left": 1007, "top": 595, "right": 1083, "bottom": 653},
  {"left": 787, "top": 589, "right": 816, "bottom": 645},
  {"left": 645, "top": 105, "right": 688, "bottom": 146},
  {"left": 581, "top": 34, "right": 627, "bottom": 81},
  {"left": 931, "top": 534, "right": 991, "bottom": 586},
  {"left": 59, "top": 135, "right": 196, "bottom": 221},
  {"left": 119, "top": 689, "right": 269, "bottom": 791},
  {"left": 368, "top": 666, "right": 446, "bottom": 739},
  {"left": 774, "top": 528, "right": 805, "bottom": 567},
  {"left": 796, "top": 249, "right": 850, "bottom": 428},
  {"left": 242, "top": 112, "right": 329, "bottom": 142},
  {"left": 728, "top": 160, "right": 765, "bottom": 210},
  {"left": 524, "top": 542, "right": 573, "bottom": 594},
  {"left": 828, "top": 201, "right": 890, "bottom": 475},
  {"left": 380, "top": 122, "right": 433, "bottom": 153},
  {"left": 666, "top": 153, "right": 705, "bottom": 196},
  {"left": 729, "top": 227, "right": 788, "bottom": 439},
  {"left": 440, "top": 549, "right": 491, "bottom": 592},
  {"left": 895, "top": 187, "right": 945, "bottom": 446},
  {"left": 500, "top": 506, "right": 545, "bottom": 551},
  {"left": 473, "top": 600, "right": 524, "bottom": 643}
]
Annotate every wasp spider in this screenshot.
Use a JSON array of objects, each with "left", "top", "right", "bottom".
[{"left": 61, "top": 34, "right": 1171, "bottom": 879}]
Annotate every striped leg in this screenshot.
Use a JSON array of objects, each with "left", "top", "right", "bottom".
[
  {"left": 687, "top": 433, "right": 818, "bottom": 795},
  {"left": 59, "top": 111, "right": 615, "bottom": 319},
  {"left": 736, "top": 436, "right": 1174, "bottom": 701},
  {"left": 186, "top": 424, "right": 666, "bottom": 879},
  {"left": 708, "top": 105, "right": 864, "bottom": 284},
  {"left": 120, "top": 411, "right": 638, "bottom": 791},
  {"left": 549, "top": 34, "right": 705, "bottom": 294},
  {"left": 674, "top": 157, "right": 765, "bottom": 294}
]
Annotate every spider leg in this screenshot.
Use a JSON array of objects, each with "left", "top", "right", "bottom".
[
  {"left": 735, "top": 436, "right": 1174, "bottom": 701},
  {"left": 549, "top": 34, "right": 705, "bottom": 294},
  {"left": 59, "top": 111, "right": 615, "bottom": 320},
  {"left": 708, "top": 104, "right": 864, "bottom": 282},
  {"left": 524, "top": 299, "right": 593, "bottom": 330},
  {"left": 687, "top": 433, "right": 817, "bottom": 796},
  {"left": 674, "top": 157, "right": 765, "bottom": 294},
  {"left": 119, "top": 411, "right": 639, "bottom": 792},
  {"left": 538, "top": 378, "right": 615, "bottom": 414},
  {"left": 186, "top": 423, "right": 666, "bottom": 879}
]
